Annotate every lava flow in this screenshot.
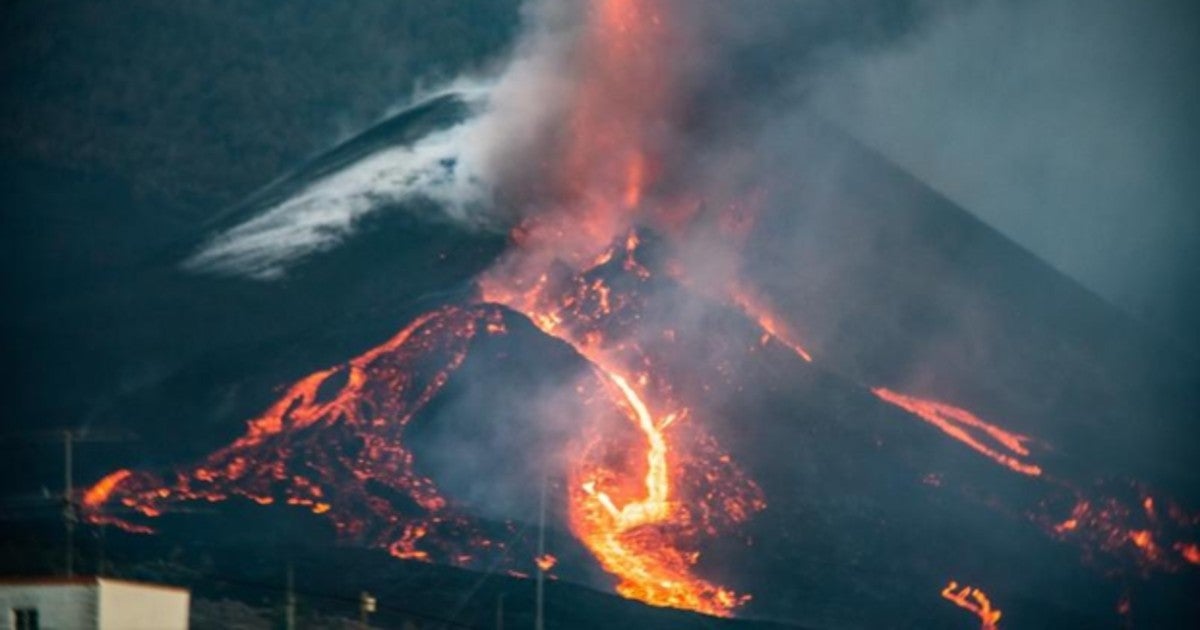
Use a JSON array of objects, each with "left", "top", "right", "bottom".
[
  {"left": 872, "top": 387, "right": 1042, "bottom": 477},
  {"left": 479, "top": 231, "right": 766, "bottom": 616},
  {"left": 81, "top": 227, "right": 769, "bottom": 617},
  {"left": 81, "top": 305, "right": 520, "bottom": 567},
  {"left": 874, "top": 387, "right": 1200, "bottom": 575},
  {"left": 1037, "top": 480, "right": 1200, "bottom": 575},
  {"left": 472, "top": 0, "right": 768, "bottom": 612},
  {"left": 941, "top": 580, "right": 1002, "bottom": 630}
]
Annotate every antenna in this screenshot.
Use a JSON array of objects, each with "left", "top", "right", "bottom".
[
  {"left": 535, "top": 475, "right": 546, "bottom": 630},
  {"left": 0, "top": 427, "right": 140, "bottom": 576},
  {"left": 63, "top": 430, "right": 75, "bottom": 577},
  {"left": 285, "top": 562, "right": 297, "bottom": 630}
]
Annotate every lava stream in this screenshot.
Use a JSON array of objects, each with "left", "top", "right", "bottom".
[
  {"left": 479, "top": 233, "right": 764, "bottom": 617},
  {"left": 941, "top": 580, "right": 1002, "bottom": 630},
  {"left": 594, "top": 372, "right": 671, "bottom": 524},
  {"left": 872, "top": 387, "right": 1042, "bottom": 476},
  {"left": 80, "top": 305, "right": 519, "bottom": 566}
]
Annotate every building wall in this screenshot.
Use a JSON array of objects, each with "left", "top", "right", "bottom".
[
  {"left": 96, "top": 579, "right": 188, "bottom": 630},
  {"left": 0, "top": 583, "right": 97, "bottom": 630},
  {"left": 0, "top": 579, "right": 190, "bottom": 630}
]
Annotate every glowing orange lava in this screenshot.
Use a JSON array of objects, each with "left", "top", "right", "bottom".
[
  {"left": 1176, "top": 543, "right": 1200, "bottom": 565},
  {"left": 460, "top": 0, "right": 771, "bottom": 613},
  {"left": 479, "top": 230, "right": 765, "bottom": 616},
  {"left": 535, "top": 553, "right": 558, "bottom": 573},
  {"left": 941, "top": 580, "right": 1002, "bottom": 630},
  {"left": 1043, "top": 490, "right": 1200, "bottom": 574},
  {"left": 872, "top": 388, "right": 1041, "bottom": 476},
  {"left": 81, "top": 306, "right": 518, "bottom": 565},
  {"left": 82, "top": 469, "right": 133, "bottom": 509},
  {"left": 570, "top": 369, "right": 749, "bottom": 616}
]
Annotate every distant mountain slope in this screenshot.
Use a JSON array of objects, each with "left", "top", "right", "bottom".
[{"left": 744, "top": 114, "right": 1199, "bottom": 493}]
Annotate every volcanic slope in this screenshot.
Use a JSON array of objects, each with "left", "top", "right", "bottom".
[
  {"left": 0, "top": 94, "right": 504, "bottom": 504},
  {"left": 10, "top": 97, "right": 1198, "bottom": 629}
]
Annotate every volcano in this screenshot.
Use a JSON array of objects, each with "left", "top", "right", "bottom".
[
  {"left": 11, "top": 85, "right": 1182, "bottom": 628},
  {"left": 5, "top": 1, "right": 1199, "bottom": 627}
]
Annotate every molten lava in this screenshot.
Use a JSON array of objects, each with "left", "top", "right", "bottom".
[
  {"left": 535, "top": 553, "right": 558, "bottom": 573},
  {"left": 82, "top": 469, "right": 134, "bottom": 509},
  {"left": 480, "top": 231, "right": 765, "bottom": 616},
  {"left": 941, "top": 580, "right": 1002, "bottom": 630},
  {"left": 1178, "top": 543, "right": 1200, "bottom": 565},
  {"left": 569, "top": 369, "right": 751, "bottom": 616},
  {"left": 872, "top": 387, "right": 1042, "bottom": 476},
  {"left": 82, "top": 306, "right": 520, "bottom": 566},
  {"left": 1039, "top": 484, "right": 1200, "bottom": 574}
]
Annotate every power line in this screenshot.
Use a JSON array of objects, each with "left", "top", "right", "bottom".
[{"left": 190, "top": 571, "right": 480, "bottom": 629}]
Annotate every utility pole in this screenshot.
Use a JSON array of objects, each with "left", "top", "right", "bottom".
[
  {"left": 95, "top": 524, "right": 107, "bottom": 577},
  {"left": 535, "top": 475, "right": 546, "bottom": 630},
  {"left": 63, "top": 430, "right": 75, "bottom": 577},
  {"left": 285, "top": 562, "right": 296, "bottom": 630},
  {"left": 1, "top": 427, "right": 136, "bottom": 577},
  {"left": 495, "top": 593, "right": 504, "bottom": 630}
]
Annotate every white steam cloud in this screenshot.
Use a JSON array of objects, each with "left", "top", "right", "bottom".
[
  {"left": 184, "top": 104, "right": 491, "bottom": 280},
  {"left": 184, "top": 1, "right": 583, "bottom": 280}
]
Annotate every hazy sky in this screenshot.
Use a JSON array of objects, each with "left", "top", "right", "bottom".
[{"left": 811, "top": 0, "right": 1199, "bottom": 347}]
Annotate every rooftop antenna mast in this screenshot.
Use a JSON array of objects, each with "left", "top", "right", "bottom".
[
  {"left": 0, "top": 427, "right": 137, "bottom": 577},
  {"left": 63, "top": 430, "right": 76, "bottom": 577},
  {"left": 535, "top": 475, "right": 547, "bottom": 630},
  {"left": 26, "top": 427, "right": 137, "bottom": 577}
]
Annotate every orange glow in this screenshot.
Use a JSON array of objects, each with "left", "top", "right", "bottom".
[
  {"left": 941, "top": 580, "right": 1002, "bottom": 630},
  {"left": 480, "top": 228, "right": 764, "bottom": 616},
  {"left": 476, "top": 3, "right": 773, "bottom": 590},
  {"left": 82, "top": 469, "right": 133, "bottom": 509},
  {"left": 872, "top": 388, "right": 1041, "bottom": 476},
  {"left": 624, "top": 153, "right": 645, "bottom": 209},
  {"left": 80, "top": 306, "right": 509, "bottom": 566},
  {"left": 471, "top": 11, "right": 772, "bottom": 613},
  {"left": 535, "top": 553, "right": 558, "bottom": 573},
  {"left": 530, "top": 0, "right": 673, "bottom": 263},
  {"left": 1129, "top": 530, "right": 1157, "bottom": 555},
  {"left": 570, "top": 369, "right": 749, "bottom": 616},
  {"left": 1039, "top": 489, "right": 1200, "bottom": 573},
  {"left": 1176, "top": 543, "right": 1200, "bottom": 565}
]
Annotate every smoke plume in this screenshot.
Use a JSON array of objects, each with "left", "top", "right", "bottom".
[{"left": 184, "top": 0, "right": 953, "bottom": 280}]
